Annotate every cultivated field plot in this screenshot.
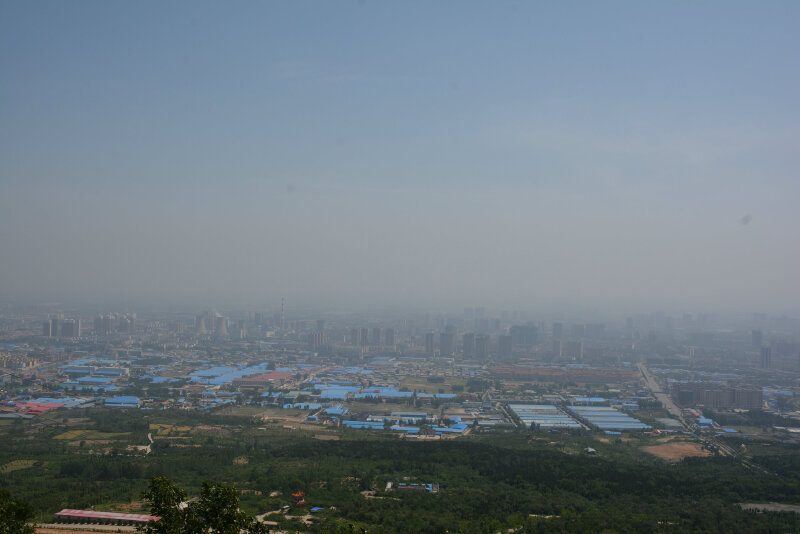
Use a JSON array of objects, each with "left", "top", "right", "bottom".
[
  {"left": 53, "top": 430, "right": 131, "bottom": 440},
  {"left": 149, "top": 423, "right": 191, "bottom": 436},
  {"left": 0, "top": 459, "right": 37, "bottom": 473}
]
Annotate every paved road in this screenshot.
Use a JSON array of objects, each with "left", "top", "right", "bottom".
[
  {"left": 637, "top": 363, "right": 686, "bottom": 428},
  {"left": 636, "top": 364, "right": 770, "bottom": 468}
]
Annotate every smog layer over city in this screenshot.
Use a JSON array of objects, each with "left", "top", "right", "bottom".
[{"left": 0, "top": 2, "right": 799, "bottom": 533}]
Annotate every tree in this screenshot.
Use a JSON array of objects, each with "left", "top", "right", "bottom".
[
  {"left": 185, "top": 482, "right": 253, "bottom": 534},
  {"left": 0, "top": 489, "right": 35, "bottom": 534},
  {"left": 139, "top": 476, "right": 186, "bottom": 534},
  {"left": 139, "top": 477, "right": 267, "bottom": 534}
]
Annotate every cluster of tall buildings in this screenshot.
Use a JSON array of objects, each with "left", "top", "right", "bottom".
[
  {"left": 93, "top": 313, "right": 136, "bottom": 335},
  {"left": 422, "top": 324, "right": 542, "bottom": 361},
  {"left": 195, "top": 310, "right": 229, "bottom": 336},
  {"left": 758, "top": 343, "right": 800, "bottom": 371},
  {"left": 509, "top": 325, "right": 539, "bottom": 346},
  {"left": 307, "top": 331, "right": 325, "bottom": 351},
  {"left": 462, "top": 332, "right": 491, "bottom": 360},
  {"left": 349, "top": 327, "right": 395, "bottom": 349},
  {"left": 462, "top": 307, "right": 502, "bottom": 335},
  {"left": 42, "top": 316, "right": 81, "bottom": 338},
  {"left": 673, "top": 385, "right": 763, "bottom": 410},
  {"left": 552, "top": 339, "right": 584, "bottom": 361},
  {"left": 41, "top": 313, "right": 141, "bottom": 338}
]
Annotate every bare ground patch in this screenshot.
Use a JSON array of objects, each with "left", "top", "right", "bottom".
[{"left": 641, "top": 440, "right": 711, "bottom": 461}]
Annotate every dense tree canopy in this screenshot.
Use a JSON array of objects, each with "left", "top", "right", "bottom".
[
  {"left": 0, "top": 489, "right": 35, "bottom": 534},
  {"left": 3, "top": 408, "right": 800, "bottom": 533}
]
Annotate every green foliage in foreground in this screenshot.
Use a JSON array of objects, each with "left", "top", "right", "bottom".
[
  {"left": 2, "top": 409, "right": 800, "bottom": 533},
  {"left": 0, "top": 489, "right": 35, "bottom": 534},
  {"left": 139, "top": 477, "right": 267, "bottom": 534}
]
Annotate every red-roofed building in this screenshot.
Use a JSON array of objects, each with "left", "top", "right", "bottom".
[{"left": 54, "top": 509, "right": 159, "bottom": 525}]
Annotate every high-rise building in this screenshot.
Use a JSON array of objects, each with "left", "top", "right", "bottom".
[
  {"left": 384, "top": 328, "right": 395, "bottom": 348},
  {"left": 760, "top": 346, "right": 772, "bottom": 369},
  {"left": 702, "top": 388, "right": 734, "bottom": 409},
  {"left": 195, "top": 313, "right": 207, "bottom": 334},
  {"left": 372, "top": 327, "right": 381, "bottom": 347},
  {"left": 60, "top": 320, "right": 76, "bottom": 338},
  {"left": 102, "top": 314, "right": 115, "bottom": 334},
  {"left": 673, "top": 385, "right": 763, "bottom": 410},
  {"left": 440, "top": 332, "right": 455, "bottom": 357},
  {"left": 360, "top": 328, "right": 369, "bottom": 347},
  {"left": 475, "top": 334, "right": 490, "bottom": 360},
  {"left": 311, "top": 321, "right": 324, "bottom": 347},
  {"left": 510, "top": 325, "right": 538, "bottom": 347},
  {"left": 553, "top": 339, "right": 562, "bottom": 358},
  {"left": 734, "top": 388, "right": 763, "bottom": 410},
  {"left": 214, "top": 315, "right": 228, "bottom": 337},
  {"left": 50, "top": 318, "right": 59, "bottom": 337},
  {"left": 308, "top": 331, "right": 324, "bottom": 352},
  {"left": 498, "top": 335, "right": 512, "bottom": 359},
  {"left": 462, "top": 333, "right": 475, "bottom": 359},
  {"left": 234, "top": 320, "right": 247, "bottom": 340},
  {"left": 564, "top": 341, "right": 583, "bottom": 361},
  {"left": 74, "top": 319, "right": 81, "bottom": 338},
  {"left": 42, "top": 321, "right": 52, "bottom": 337},
  {"left": 118, "top": 315, "right": 133, "bottom": 333},
  {"left": 350, "top": 328, "right": 360, "bottom": 346},
  {"left": 425, "top": 333, "right": 435, "bottom": 354}
]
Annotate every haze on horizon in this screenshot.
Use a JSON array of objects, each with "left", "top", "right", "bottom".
[{"left": 1, "top": 1, "right": 798, "bottom": 314}]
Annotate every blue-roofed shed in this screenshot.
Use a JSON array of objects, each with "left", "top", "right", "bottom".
[{"left": 105, "top": 396, "right": 140, "bottom": 408}]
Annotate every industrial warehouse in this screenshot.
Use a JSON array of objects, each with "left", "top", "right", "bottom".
[{"left": 53, "top": 509, "right": 160, "bottom": 526}]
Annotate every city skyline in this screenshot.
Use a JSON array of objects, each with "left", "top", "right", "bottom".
[{"left": 3, "top": 3, "right": 800, "bottom": 531}]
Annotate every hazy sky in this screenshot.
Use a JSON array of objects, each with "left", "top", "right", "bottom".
[{"left": 1, "top": 1, "right": 798, "bottom": 312}]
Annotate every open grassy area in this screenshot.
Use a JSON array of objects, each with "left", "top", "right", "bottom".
[
  {"left": 399, "top": 378, "right": 466, "bottom": 395},
  {"left": 149, "top": 423, "right": 191, "bottom": 436},
  {"left": 0, "top": 459, "right": 38, "bottom": 473},
  {"left": 53, "top": 429, "right": 131, "bottom": 441}
]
